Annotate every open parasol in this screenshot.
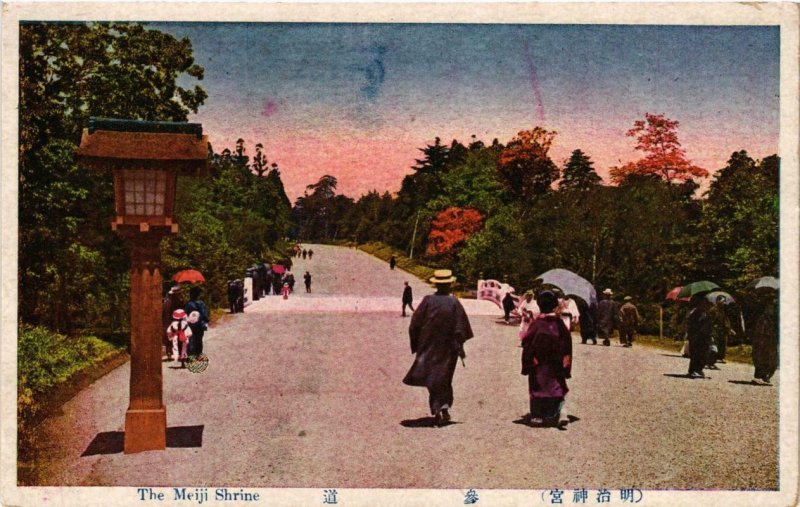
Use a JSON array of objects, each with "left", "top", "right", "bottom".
[
  {"left": 535, "top": 268, "right": 597, "bottom": 306},
  {"left": 172, "top": 269, "right": 205, "bottom": 283}
]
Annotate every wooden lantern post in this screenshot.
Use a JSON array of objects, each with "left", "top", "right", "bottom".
[{"left": 76, "top": 118, "right": 208, "bottom": 453}]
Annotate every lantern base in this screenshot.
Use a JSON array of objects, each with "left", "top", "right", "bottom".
[{"left": 124, "top": 407, "right": 167, "bottom": 454}]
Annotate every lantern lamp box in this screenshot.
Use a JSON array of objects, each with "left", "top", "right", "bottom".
[{"left": 76, "top": 118, "right": 209, "bottom": 233}]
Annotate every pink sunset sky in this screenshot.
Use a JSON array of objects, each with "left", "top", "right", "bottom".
[{"left": 156, "top": 23, "right": 780, "bottom": 201}]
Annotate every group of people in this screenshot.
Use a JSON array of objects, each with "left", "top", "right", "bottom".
[
  {"left": 162, "top": 285, "right": 210, "bottom": 367},
  {"left": 403, "top": 270, "right": 573, "bottom": 427},
  {"left": 403, "top": 269, "right": 780, "bottom": 428},
  {"left": 293, "top": 245, "right": 314, "bottom": 260},
  {"left": 227, "top": 261, "right": 315, "bottom": 310}
]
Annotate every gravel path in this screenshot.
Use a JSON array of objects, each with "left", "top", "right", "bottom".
[{"left": 33, "top": 244, "right": 778, "bottom": 490}]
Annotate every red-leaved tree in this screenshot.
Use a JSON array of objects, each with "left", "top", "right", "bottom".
[
  {"left": 497, "top": 127, "right": 559, "bottom": 199},
  {"left": 610, "top": 113, "right": 708, "bottom": 184},
  {"left": 426, "top": 207, "right": 484, "bottom": 256}
]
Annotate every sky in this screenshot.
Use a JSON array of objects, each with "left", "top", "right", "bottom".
[{"left": 152, "top": 23, "right": 780, "bottom": 201}]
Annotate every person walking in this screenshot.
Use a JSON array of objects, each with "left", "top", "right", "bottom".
[
  {"left": 308, "top": 249, "right": 314, "bottom": 259},
  {"left": 163, "top": 285, "right": 184, "bottom": 360},
  {"left": 390, "top": 255, "right": 397, "bottom": 270},
  {"left": 518, "top": 291, "right": 538, "bottom": 343},
  {"left": 618, "top": 296, "right": 640, "bottom": 348},
  {"left": 521, "top": 290, "right": 572, "bottom": 427},
  {"left": 596, "top": 288, "right": 617, "bottom": 346},
  {"left": 709, "top": 295, "right": 734, "bottom": 364},
  {"left": 281, "top": 282, "right": 291, "bottom": 299},
  {"left": 304, "top": 271, "right": 312, "bottom": 293},
  {"left": 302, "top": 249, "right": 307, "bottom": 259},
  {"left": 403, "top": 269, "right": 473, "bottom": 426},
  {"left": 401, "top": 281, "right": 415, "bottom": 317},
  {"left": 185, "top": 286, "right": 210, "bottom": 357},
  {"left": 686, "top": 294, "right": 714, "bottom": 378},
  {"left": 751, "top": 291, "right": 778, "bottom": 385},
  {"left": 166, "top": 309, "right": 192, "bottom": 367},
  {"left": 502, "top": 289, "right": 517, "bottom": 324}
]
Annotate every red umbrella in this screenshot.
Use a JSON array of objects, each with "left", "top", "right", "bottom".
[
  {"left": 271, "top": 264, "right": 286, "bottom": 275},
  {"left": 665, "top": 286, "right": 690, "bottom": 302},
  {"left": 172, "top": 269, "right": 206, "bottom": 283}
]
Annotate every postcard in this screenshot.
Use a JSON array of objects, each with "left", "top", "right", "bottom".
[{"left": 1, "top": 2, "right": 798, "bottom": 506}]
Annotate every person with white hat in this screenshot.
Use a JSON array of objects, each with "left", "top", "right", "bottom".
[
  {"left": 596, "top": 288, "right": 618, "bottom": 346},
  {"left": 403, "top": 269, "right": 474, "bottom": 426},
  {"left": 166, "top": 308, "right": 193, "bottom": 367}
]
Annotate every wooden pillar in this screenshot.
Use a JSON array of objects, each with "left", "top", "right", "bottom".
[{"left": 120, "top": 228, "right": 171, "bottom": 453}]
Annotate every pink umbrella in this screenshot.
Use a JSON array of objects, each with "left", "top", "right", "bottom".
[
  {"left": 271, "top": 264, "right": 286, "bottom": 275},
  {"left": 665, "top": 286, "right": 690, "bottom": 302}
]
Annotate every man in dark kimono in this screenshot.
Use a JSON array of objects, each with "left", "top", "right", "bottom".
[
  {"left": 596, "top": 289, "right": 618, "bottom": 346},
  {"left": 403, "top": 269, "right": 473, "bottom": 426},
  {"left": 521, "top": 290, "right": 572, "bottom": 427},
  {"left": 401, "top": 281, "right": 415, "bottom": 317},
  {"left": 687, "top": 295, "right": 713, "bottom": 378},
  {"left": 751, "top": 291, "right": 778, "bottom": 385}
]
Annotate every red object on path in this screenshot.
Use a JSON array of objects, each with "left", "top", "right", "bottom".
[
  {"left": 665, "top": 286, "right": 690, "bottom": 302},
  {"left": 172, "top": 269, "right": 206, "bottom": 283},
  {"left": 272, "top": 264, "right": 286, "bottom": 275}
]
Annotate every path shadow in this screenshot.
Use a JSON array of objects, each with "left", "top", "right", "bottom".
[
  {"left": 167, "top": 365, "right": 186, "bottom": 370},
  {"left": 659, "top": 354, "right": 687, "bottom": 359},
  {"left": 513, "top": 415, "right": 580, "bottom": 431},
  {"left": 81, "top": 425, "right": 204, "bottom": 456},
  {"left": 400, "top": 417, "right": 461, "bottom": 428},
  {"left": 729, "top": 380, "right": 771, "bottom": 387},
  {"left": 663, "top": 373, "right": 711, "bottom": 380}
]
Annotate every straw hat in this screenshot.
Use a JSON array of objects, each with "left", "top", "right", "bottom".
[
  {"left": 429, "top": 269, "right": 456, "bottom": 284},
  {"left": 623, "top": 295, "right": 633, "bottom": 301},
  {"left": 603, "top": 288, "right": 613, "bottom": 296}
]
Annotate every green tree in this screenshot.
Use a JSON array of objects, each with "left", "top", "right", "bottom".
[
  {"left": 560, "top": 149, "right": 601, "bottom": 191},
  {"left": 699, "top": 151, "right": 779, "bottom": 287},
  {"left": 19, "top": 22, "right": 206, "bottom": 332}
]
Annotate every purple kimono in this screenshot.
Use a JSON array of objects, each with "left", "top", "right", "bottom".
[{"left": 521, "top": 314, "right": 573, "bottom": 420}]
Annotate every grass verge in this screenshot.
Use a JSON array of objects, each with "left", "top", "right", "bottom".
[
  {"left": 634, "top": 334, "right": 753, "bottom": 364},
  {"left": 17, "top": 324, "right": 130, "bottom": 484},
  {"left": 357, "top": 241, "right": 436, "bottom": 284}
]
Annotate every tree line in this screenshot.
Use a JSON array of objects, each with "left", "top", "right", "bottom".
[
  {"left": 293, "top": 116, "right": 778, "bottom": 337},
  {"left": 19, "top": 23, "right": 293, "bottom": 335}
]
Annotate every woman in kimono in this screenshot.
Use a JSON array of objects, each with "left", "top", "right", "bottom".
[{"left": 521, "top": 290, "right": 573, "bottom": 426}]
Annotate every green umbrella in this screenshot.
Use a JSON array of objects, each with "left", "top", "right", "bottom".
[{"left": 677, "top": 280, "right": 720, "bottom": 298}]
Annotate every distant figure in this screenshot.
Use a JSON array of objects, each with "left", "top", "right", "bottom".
[
  {"left": 272, "top": 272, "right": 282, "bottom": 295},
  {"left": 227, "top": 280, "right": 238, "bottom": 313},
  {"left": 618, "top": 296, "right": 640, "bottom": 348},
  {"left": 687, "top": 295, "right": 713, "bottom": 378},
  {"left": 578, "top": 299, "right": 597, "bottom": 345},
  {"left": 751, "top": 291, "right": 778, "bottom": 385},
  {"left": 304, "top": 271, "right": 312, "bottom": 293},
  {"left": 185, "top": 287, "right": 210, "bottom": 357},
  {"left": 521, "top": 290, "right": 572, "bottom": 427},
  {"left": 281, "top": 282, "right": 291, "bottom": 300},
  {"left": 518, "top": 291, "right": 538, "bottom": 343},
  {"left": 596, "top": 288, "right": 618, "bottom": 346},
  {"left": 286, "top": 272, "right": 296, "bottom": 292},
  {"left": 302, "top": 249, "right": 307, "bottom": 259},
  {"left": 390, "top": 255, "right": 397, "bottom": 270},
  {"left": 163, "top": 285, "right": 185, "bottom": 360},
  {"left": 403, "top": 270, "right": 473, "bottom": 426},
  {"left": 709, "top": 295, "right": 734, "bottom": 364},
  {"left": 308, "top": 249, "right": 314, "bottom": 259},
  {"left": 502, "top": 290, "right": 517, "bottom": 323},
  {"left": 402, "top": 281, "right": 415, "bottom": 317}
]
